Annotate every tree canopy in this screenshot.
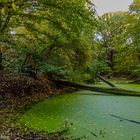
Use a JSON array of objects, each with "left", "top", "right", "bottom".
[{"left": 0, "top": 0, "right": 97, "bottom": 81}]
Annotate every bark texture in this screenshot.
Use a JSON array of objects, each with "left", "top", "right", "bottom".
[{"left": 50, "top": 79, "right": 140, "bottom": 97}]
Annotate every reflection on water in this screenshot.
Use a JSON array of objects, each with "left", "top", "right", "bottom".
[{"left": 20, "top": 90, "right": 140, "bottom": 140}]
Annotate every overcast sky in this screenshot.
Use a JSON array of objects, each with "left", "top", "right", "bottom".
[{"left": 94, "top": 0, "right": 133, "bottom": 16}]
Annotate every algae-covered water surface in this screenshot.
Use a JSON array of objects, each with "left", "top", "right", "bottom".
[{"left": 20, "top": 84, "right": 140, "bottom": 140}]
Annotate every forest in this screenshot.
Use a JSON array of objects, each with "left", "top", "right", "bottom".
[{"left": 0, "top": 0, "right": 140, "bottom": 140}]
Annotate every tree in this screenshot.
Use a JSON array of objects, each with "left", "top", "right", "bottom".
[
  {"left": 94, "top": 12, "right": 132, "bottom": 76},
  {"left": 129, "top": 0, "right": 140, "bottom": 47},
  {"left": 93, "top": 6, "right": 140, "bottom": 79},
  {"left": 0, "top": 0, "right": 97, "bottom": 80}
]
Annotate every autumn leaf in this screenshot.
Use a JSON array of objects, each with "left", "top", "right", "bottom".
[
  {"left": 12, "top": 3, "right": 16, "bottom": 10},
  {"left": 1, "top": 8, "right": 5, "bottom": 13}
]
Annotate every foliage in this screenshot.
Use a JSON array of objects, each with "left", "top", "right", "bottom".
[
  {"left": 0, "top": 0, "right": 97, "bottom": 81},
  {"left": 92, "top": 12, "right": 130, "bottom": 76},
  {"left": 93, "top": 9, "right": 140, "bottom": 78},
  {"left": 130, "top": 0, "right": 140, "bottom": 13},
  {"left": 1, "top": 0, "right": 140, "bottom": 81}
]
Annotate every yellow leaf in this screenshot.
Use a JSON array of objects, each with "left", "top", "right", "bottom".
[
  {"left": 12, "top": 3, "right": 16, "bottom": 10},
  {"left": 1, "top": 8, "right": 5, "bottom": 13}
]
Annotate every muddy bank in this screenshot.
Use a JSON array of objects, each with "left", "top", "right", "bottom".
[{"left": 0, "top": 74, "right": 74, "bottom": 139}]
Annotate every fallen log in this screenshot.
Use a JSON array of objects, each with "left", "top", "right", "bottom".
[
  {"left": 96, "top": 74, "right": 116, "bottom": 87},
  {"left": 50, "top": 79, "right": 140, "bottom": 96},
  {"left": 129, "top": 79, "right": 140, "bottom": 84}
]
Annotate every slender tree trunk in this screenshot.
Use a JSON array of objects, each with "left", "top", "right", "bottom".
[
  {"left": 97, "top": 74, "right": 116, "bottom": 87},
  {"left": 106, "top": 46, "right": 115, "bottom": 70},
  {"left": 0, "top": 11, "right": 2, "bottom": 74},
  {"left": 129, "top": 79, "right": 140, "bottom": 84},
  {"left": 0, "top": 49, "right": 3, "bottom": 77},
  {"left": 0, "top": 50, "right": 2, "bottom": 71}
]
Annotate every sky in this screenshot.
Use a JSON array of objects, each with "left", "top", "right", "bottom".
[{"left": 94, "top": 0, "right": 133, "bottom": 16}]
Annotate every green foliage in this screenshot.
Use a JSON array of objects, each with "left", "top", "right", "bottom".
[
  {"left": 130, "top": 0, "right": 140, "bottom": 13},
  {"left": 93, "top": 10, "right": 140, "bottom": 78},
  {"left": 38, "top": 63, "right": 66, "bottom": 77},
  {"left": 2, "top": 0, "right": 140, "bottom": 81},
  {"left": 93, "top": 12, "right": 122, "bottom": 75},
  {"left": 0, "top": 0, "right": 97, "bottom": 81}
]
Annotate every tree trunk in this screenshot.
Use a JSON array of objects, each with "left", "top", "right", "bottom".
[
  {"left": 129, "top": 79, "right": 140, "bottom": 84},
  {"left": 97, "top": 74, "right": 116, "bottom": 87},
  {"left": 50, "top": 79, "right": 140, "bottom": 97},
  {"left": 106, "top": 46, "right": 115, "bottom": 70},
  {"left": 0, "top": 51, "right": 2, "bottom": 70},
  {"left": 0, "top": 50, "right": 3, "bottom": 76}
]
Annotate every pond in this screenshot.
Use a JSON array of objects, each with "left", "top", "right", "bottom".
[{"left": 19, "top": 84, "right": 140, "bottom": 140}]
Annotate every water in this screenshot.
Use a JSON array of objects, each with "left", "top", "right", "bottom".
[{"left": 20, "top": 84, "right": 140, "bottom": 140}]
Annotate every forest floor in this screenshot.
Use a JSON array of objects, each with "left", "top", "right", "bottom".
[{"left": 0, "top": 74, "right": 75, "bottom": 140}]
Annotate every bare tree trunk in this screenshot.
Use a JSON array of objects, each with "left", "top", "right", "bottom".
[
  {"left": 0, "top": 50, "right": 2, "bottom": 71},
  {"left": 106, "top": 46, "right": 115, "bottom": 70},
  {"left": 97, "top": 74, "right": 116, "bottom": 87},
  {"left": 0, "top": 50, "right": 3, "bottom": 77},
  {"left": 50, "top": 79, "right": 140, "bottom": 97}
]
